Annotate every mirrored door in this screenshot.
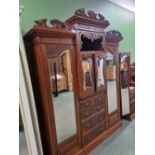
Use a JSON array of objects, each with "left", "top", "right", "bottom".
[
  {"left": 47, "top": 47, "right": 77, "bottom": 144},
  {"left": 119, "top": 53, "right": 130, "bottom": 116},
  {"left": 105, "top": 50, "right": 118, "bottom": 114}
]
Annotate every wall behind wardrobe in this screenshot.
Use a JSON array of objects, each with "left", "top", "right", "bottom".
[{"left": 19, "top": 0, "right": 135, "bottom": 62}]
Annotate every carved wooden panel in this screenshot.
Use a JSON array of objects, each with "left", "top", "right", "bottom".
[
  {"left": 82, "top": 123, "right": 105, "bottom": 146},
  {"left": 80, "top": 93, "right": 105, "bottom": 120},
  {"left": 80, "top": 98, "right": 94, "bottom": 120},
  {"left": 109, "top": 111, "right": 119, "bottom": 127},
  {"left": 81, "top": 111, "right": 105, "bottom": 132},
  {"left": 94, "top": 93, "right": 105, "bottom": 111}
]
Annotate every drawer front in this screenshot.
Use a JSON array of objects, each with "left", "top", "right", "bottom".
[
  {"left": 109, "top": 112, "right": 119, "bottom": 127},
  {"left": 80, "top": 93, "right": 105, "bottom": 120},
  {"left": 82, "top": 123, "right": 105, "bottom": 146},
  {"left": 81, "top": 111, "right": 105, "bottom": 132},
  {"left": 94, "top": 93, "right": 105, "bottom": 112},
  {"left": 80, "top": 98, "right": 94, "bottom": 120}
]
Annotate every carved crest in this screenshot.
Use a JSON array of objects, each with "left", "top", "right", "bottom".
[
  {"left": 34, "top": 18, "right": 47, "bottom": 27},
  {"left": 50, "top": 19, "right": 66, "bottom": 29},
  {"left": 75, "top": 8, "right": 87, "bottom": 17},
  {"left": 106, "top": 30, "right": 123, "bottom": 43},
  {"left": 87, "top": 10, "right": 97, "bottom": 19}
]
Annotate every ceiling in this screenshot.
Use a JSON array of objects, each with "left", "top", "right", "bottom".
[{"left": 108, "top": 0, "right": 135, "bottom": 12}]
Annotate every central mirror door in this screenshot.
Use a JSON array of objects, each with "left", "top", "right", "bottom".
[
  {"left": 105, "top": 50, "right": 118, "bottom": 114},
  {"left": 47, "top": 47, "right": 77, "bottom": 143}
]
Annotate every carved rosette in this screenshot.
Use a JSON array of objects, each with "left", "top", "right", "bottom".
[{"left": 105, "top": 30, "right": 123, "bottom": 43}]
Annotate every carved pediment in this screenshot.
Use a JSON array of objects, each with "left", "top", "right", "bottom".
[{"left": 66, "top": 8, "right": 110, "bottom": 29}]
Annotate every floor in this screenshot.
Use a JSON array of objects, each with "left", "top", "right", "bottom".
[
  {"left": 19, "top": 119, "right": 135, "bottom": 155},
  {"left": 89, "top": 119, "right": 135, "bottom": 155}
]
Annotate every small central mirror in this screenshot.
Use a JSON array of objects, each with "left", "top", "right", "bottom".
[
  {"left": 106, "top": 50, "right": 118, "bottom": 113},
  {"left": 47, "top": 48, "right": 77, "bottom": 143}
]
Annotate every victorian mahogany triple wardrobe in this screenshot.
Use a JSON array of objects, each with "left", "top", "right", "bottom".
[{"left": 24, "top": 9, "right": 123, "bottom": 155}]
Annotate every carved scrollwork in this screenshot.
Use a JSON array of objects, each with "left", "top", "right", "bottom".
[
  {"left": 87, "top": 10, "right": 97, "bottom": 19},
  {"left": 34, "top": 18, "right": 48, "bottom": 27},
  {"left": 75, "top": 8, "right": 87, "bottom": 17},
  {"left": 79, "top": 32, "right": 104, "bottom": 51},
  {"left": 50, "top": 19, "right": 66, "bottom": 29},
  {"left": 106, "top": 30, "right": 123, "bottom": 43},
  {"left": 98, "top": 13, "right": 105, "bottom": 21},
  {"left": 74, "top": 8, "right": 110, "bottom": 27},
  {"left": 34, "top": 18, "right": 73, "bottom": 31}
]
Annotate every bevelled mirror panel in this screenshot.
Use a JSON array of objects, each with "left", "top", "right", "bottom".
[
  {"left": 47, "top": 47, "right": 77, "bottom": 143},
  {"left": 106, "top": 50, "right": 118, "bottom": 114}
]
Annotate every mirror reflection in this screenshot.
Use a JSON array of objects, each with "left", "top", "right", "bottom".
[
  {"left": 82, "top": 57, "right": 93, "bottom": 90},
  {"left": 120, "top": 55, "right": 130, "bottom": 115},
  {"left": 106, "top": 51, "right": 118, "bottom": 113},
  {"left": 47, "top": 49, "right": 77, "bottom": 143},
  {"left": 96, "top": 57, "right": 105, "bottom": 87}
]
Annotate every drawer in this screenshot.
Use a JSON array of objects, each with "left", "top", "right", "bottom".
[
  {"left": 80, "top": 98, "right": 94, "bottom": 120},
  {"left": 80, "top": 93, "right": 105, "bottom": 120},
  {"left": 82, "top": 123, "right": 105, "bottom": 146},
  {"left": 109, "top": 112, "right": 119, "bottom": 127},
  {"left": 94, "top": 93, "right": 105, "bottom": 111},
  {"left": 81, "top": 111, "right": 105, "bottom": 132}
]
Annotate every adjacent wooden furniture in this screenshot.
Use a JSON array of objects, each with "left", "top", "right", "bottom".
[
  {"left": 119, "top": 53, "right": 135, "bottom": 120},
  {"left": 130, "top": 62, "right": 135, "bottom": 86},
  {"left": 24, "top": 9, "right": 123, "bottom": 155}
]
